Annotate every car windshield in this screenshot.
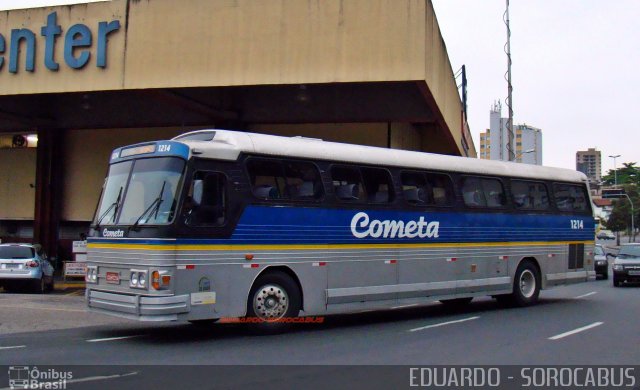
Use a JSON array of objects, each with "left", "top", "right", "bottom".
[
  {"left": 0, "top": 246, "right": 34, "bottom": 259},
  {"left": 594, "top": 246, "right": 604, "bottom": 256},
  {"left": 94, "top": 157, "right": 185, "bottom": 226},
  {"left": 617, "top": 246, "right": 640, "bottom": 259}
]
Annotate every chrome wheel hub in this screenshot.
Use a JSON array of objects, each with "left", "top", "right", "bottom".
[
  {"left": 519, "top": 269, "right": 536, "bottom": 298},
  {"left": 253, "top": 284, "right": 289, "bottom": 320}
]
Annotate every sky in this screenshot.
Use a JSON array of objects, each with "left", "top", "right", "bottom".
[
  {"left": 432, "top": 0, "right": 640, "bottom": 173},
  {"left": 1, "top": 0, "right": 638, "bottom": 173}
]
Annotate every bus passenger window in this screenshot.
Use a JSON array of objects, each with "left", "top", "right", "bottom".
[
  {"left": 361, "top": 167, "right": 394, "bottom": 204},
  {"left": 511, "top": 180, "right": 549, "bottom": 210},
  {"left": 331, "top": 166, "right": 365, "bottom": 202},
  {"left": 185, "top": 172, "right": 226, "bottom": 226},
  {"left": 462, "top": 177, "right": 506, "bottom": 208},
  {"left": 462, "top": 177, "right": 486, "bottom": 207},
  {"left": 247, "top": 158, "right": 286, "bottom": 200},
  {"left": 553, "top": 184, "right": 589, "bottom": 213},
  {"left": 284, "top": 161, "right": 324, "bottom": 200}
]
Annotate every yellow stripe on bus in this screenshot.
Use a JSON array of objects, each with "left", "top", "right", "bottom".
[{"left": 87, "top": 241, "right": 595, "bottom": 251}]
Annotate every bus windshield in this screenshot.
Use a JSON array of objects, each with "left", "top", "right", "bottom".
[{"left": 94, "top": 157, "right": 185, "bottom": 226}]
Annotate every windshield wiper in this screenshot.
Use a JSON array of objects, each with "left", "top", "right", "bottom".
[
  {"left": 129, "top": 181, "right": 166, "bottom": 232},
  {"left": 95, "top": 186, "right": 123, "bottom": 230}
]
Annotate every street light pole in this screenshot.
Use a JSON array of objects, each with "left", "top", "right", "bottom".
[
  {"left": 623, "top": 193, "right": 635, "bottom": 242},
  {"left": 609, "top": 154, "right": 621, "bottom": 187}
]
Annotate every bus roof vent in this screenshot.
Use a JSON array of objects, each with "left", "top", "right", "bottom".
[{"left": 293, "top": 136, "right": 323, "bottom": 142}]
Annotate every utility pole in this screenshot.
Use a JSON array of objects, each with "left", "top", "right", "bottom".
[{"left": 505, "top": 0, "right": 515, "bottom": 161}]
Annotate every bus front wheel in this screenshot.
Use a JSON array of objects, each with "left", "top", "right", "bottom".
[{"left": 246, "top": 272, "right": 302, "bottom": 329}]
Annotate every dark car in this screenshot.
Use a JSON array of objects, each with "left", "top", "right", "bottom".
[
  {"left": 612, "top": 243, "right": 640, "bottom": 287},
  {"left": 594, "top": 244, "right": 608, "bottom": 279}
]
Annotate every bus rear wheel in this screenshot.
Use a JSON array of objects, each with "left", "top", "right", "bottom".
[
  {"left": 503, "top": 260, "right": 540, "bottom": 307},
  {"left": 246, "top": 272, "right": 301, "bottom": 331}
]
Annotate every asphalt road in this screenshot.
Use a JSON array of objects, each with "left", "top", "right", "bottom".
[{"left": 0, "top": 270, "right": 638, "bottom": 389}]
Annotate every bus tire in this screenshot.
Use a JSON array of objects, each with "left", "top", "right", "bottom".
[
  {"left": 508, "top": 260, "right": 541, "bottom": 307},
  {"left": 439, "top": 297, "right": 473, "bottom": 308},
  {"left": 246, "top": 272, "right": 301, "bottom": 332}
]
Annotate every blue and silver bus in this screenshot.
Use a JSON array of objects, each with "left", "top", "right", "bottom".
[{"left": 86, "top": 130, "right": 595, "bottom": 326}]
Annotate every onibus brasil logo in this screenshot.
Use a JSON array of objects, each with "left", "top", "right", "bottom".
[{"left": 8, "top": 366, "right": 72, "bottom": 390}]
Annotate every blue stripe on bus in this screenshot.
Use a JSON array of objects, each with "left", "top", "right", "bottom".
[{"left": 89, "top": 205, "right": 595, "bottom": 245}]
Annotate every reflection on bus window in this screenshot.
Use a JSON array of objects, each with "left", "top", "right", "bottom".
[
  {"left": 511, "top": 180, "right": 550, "bottom": 210},
  {"left": 185, "top": 172, "right": 226, "bottom": 226},
  {"left": 554, "top": 184, "right": 588, "bottom": 212},
  {"left": 117, "top": 157, "right": 184, "bottom": 225}
]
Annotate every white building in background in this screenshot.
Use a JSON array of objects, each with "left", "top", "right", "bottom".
[
  {"left": 575, "top": 148, "right": 602, "bottom": 185},
  {"left": 479, "top": 102, "right": 542, "bottom": 165}
]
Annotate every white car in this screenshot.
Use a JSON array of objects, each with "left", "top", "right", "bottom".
[{"left": 0, "top": 243, "right": 55, "bottom": 293}]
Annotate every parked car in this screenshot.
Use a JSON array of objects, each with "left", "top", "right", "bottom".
[
  {"left": 594, "top": 244, "right": 609, "bottom": 279},
  {"left": 612, "top": 243, "right": 640, "bottom": 287},
  {"left": 0, "top": 243, "right": 54, "bottom": 293},
  {"left": 596, "top": 230, "right": 615, "bottom": 240}
]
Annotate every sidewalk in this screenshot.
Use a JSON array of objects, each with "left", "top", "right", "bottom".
[{"left": 54, "top": 275, "right": 85, "bottom": 295}]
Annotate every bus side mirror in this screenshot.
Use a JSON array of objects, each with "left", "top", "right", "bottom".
[{"left": 192, "top": 180, "right": 203, "bottom": 207}]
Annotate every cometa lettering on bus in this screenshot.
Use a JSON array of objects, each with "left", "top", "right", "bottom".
[{"left": 350, "top": 212, "right": 440, "bottom": 239}]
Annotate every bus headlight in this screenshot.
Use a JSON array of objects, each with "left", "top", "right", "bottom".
[
  {"left": 613, "top": 264, "right": 623, "bottom": 271},
  {"left": 86, "top": 266, "right": 98, "bottom": 284},
  {"left": 129, "top": 269, "right": 148, "bottom": 289}
]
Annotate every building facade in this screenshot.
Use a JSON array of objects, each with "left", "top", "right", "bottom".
[
  {"left": 479, "top": 102, "right": 542, "bottom": 165},
  {"left": 0, "top": 0, "right": 475, "bottom": 259},
  {"left": 576, "top": 148, "right": 602, "bottom": 185}
]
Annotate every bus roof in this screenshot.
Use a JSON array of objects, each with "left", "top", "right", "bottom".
[{"left": 173, "top": 129, "right": 588, "bottom": 183}]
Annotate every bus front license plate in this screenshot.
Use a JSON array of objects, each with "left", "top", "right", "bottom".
[{"left": 106, "top": 272, "right": 120, "bottom": 284}]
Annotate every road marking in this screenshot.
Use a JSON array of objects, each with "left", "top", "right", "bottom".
[
  {"left": 574, "top": 291, "right": 597, "bottom": 299},
  {"left": 86, "top": 335, "right": 143, "bottom": 343},
  {"left": 408, "top": 316, "right": 480, "bottom": 332},
  {"left": 548, "top": 322, "right": 604, "bottom": 340},
  {"left": 391, "top": 304, "right": 419, "bottom": 309},
  {"left": 0, "top": 305, "right": 86, "bottom": 313},
  {"left": 0, "top": 371, "right": 138, "bottom": 390},
  {"left": 0, "top": 345, "right": 25, "bottom": 351}
]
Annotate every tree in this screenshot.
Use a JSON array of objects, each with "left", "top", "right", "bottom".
[
  {"left": 602, "top": 162, "right": 640, "bottom": 186},
  {"left": 604, "top": 184, "right": 639, "bottom": 243}
]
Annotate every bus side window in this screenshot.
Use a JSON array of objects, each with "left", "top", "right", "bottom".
[
  {"left": 331, "top": 166, "right": 365, "bottom": 202},
  {"left": 512, "top": 180, "right": 550, "bottom": 210},
  {"left": 462, "top": 177, "right": 486, "bottom": 207},
  {"left": 361, "top": 167, "right": 394, "bottom": 204},
  {"left": 186, "top": 172, "right": 226, "bottom": 226}
]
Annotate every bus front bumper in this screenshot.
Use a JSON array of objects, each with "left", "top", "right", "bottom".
[{"left": 87, "top": 289, "right": 189, "bottom": 321}]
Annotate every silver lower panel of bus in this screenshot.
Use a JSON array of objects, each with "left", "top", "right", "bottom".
[{"left": 87, "top": 289, "right": 189, "bottom": 321}]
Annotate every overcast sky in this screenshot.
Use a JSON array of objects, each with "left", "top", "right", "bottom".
[
  {"left": 1, "top": 1, "right": 638, "bottom": 173},
  {"left": 432, "top": 0, "right": 640, "bottom": 173}
]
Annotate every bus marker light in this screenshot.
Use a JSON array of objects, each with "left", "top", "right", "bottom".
[
  {"left": 385, "top": 260, "right": 397, "bottom": 264},
  {"left": 499, "top": 256, "right": 509, "bottom": 260},
  {"left": 243, "top": 264, "right": 260, "bottom": 269},
  {"left": 548, "top": 254, "right": 555, "bottom": 258},
  {"left": 186, "top": 265, "right": 195, "bottom": 270},
  {"left": 312, "top": 262, "right": 327, "bottom": 267},
  {"left": 446, "top": 258, "right": 457, "bottom": 262},
  {"left": 245, "top": 254, "right": 254, "bottom": 260},
  {"left": 162, "top": 275, "right": 171, "bottom": 285},
  {"left": 152, "top": 271, "right": 160, "bottom": 289}
]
